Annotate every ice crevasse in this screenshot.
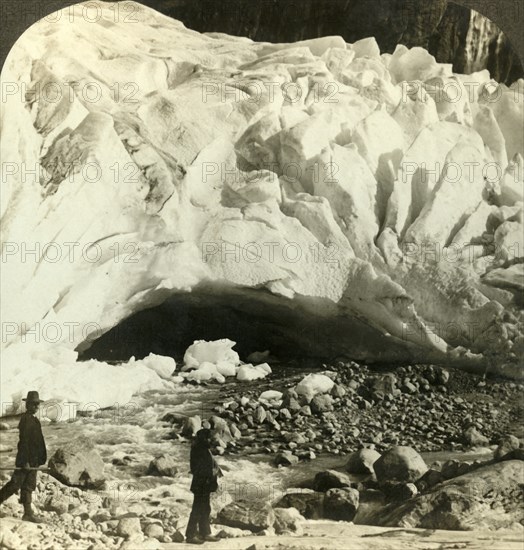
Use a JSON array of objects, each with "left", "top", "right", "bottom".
[{"left": 0, "top": 1, "right": 523, "bottom": 414}]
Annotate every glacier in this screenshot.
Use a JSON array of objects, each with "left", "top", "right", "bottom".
[{"left": 0, "top": 1, "right": 523, "bottom": 415}]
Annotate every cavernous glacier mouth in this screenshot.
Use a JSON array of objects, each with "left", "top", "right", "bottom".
[{"left": 0, "top": 0, "right": 523, "bottom": 415}]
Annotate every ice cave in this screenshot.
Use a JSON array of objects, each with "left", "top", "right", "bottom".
[{"left": 0, "top": 0, "right": 523, "bottom": 415}]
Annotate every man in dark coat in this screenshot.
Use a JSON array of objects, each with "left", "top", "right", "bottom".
[
  {"left": 185, "top": 428, "right": 222, "bottom": 544},
  {"left": 0, "top": 391, "right": 47, "bottom": 523}
]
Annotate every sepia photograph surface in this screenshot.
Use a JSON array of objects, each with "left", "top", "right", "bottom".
[{"left": 0, "top": 1, "right": 523, "bottom": 548}]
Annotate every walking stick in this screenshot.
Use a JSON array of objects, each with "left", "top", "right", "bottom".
[{"left": 0, "top": 467, "right": 51, "bottom": 472}]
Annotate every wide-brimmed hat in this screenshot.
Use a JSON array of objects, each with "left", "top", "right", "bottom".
[{"left": 22, "top": 391, "right": 42, "bottom": 403}]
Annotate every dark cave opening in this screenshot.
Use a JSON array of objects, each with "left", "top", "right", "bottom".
[{"left": 78, "top": 284, "right": 417, "bottom": 365}]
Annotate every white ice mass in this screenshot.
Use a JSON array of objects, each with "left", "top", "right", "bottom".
[
  {"left": 180, "top": 339, "right": 271, "bottom": 383},
  {"left": 1, "top": 1, "right": 523, "bottom": 414}
]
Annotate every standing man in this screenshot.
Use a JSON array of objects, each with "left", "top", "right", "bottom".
[
  {"left": 185, "top": 428, "right": 222, "bottom": 544},
  {"left": 0, "top": 391, "right": 47, "bottom": 523}
]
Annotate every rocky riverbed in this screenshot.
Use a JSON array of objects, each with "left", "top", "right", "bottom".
[
  {"left": 0, "top": 360, "right": 522, "bottom": 549},
  {"left": 192, "top": 361, "right": 524, "bottom": 457}
]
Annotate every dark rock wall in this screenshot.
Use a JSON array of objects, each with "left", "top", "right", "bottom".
[{"left": 142, "top": 0, "right": 523, "bottom": 84}]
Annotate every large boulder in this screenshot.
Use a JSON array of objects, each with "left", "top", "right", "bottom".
[
  {"left": 143, "top": 523, "right": 164, "bottom": 540},
  {"left": 181, "top": 416, "right": 201, "bottom": 437},
  {"left": 310, "top": 394, "right": 335, "bottom": 414},
  {"left": 313, "top": 470, "right": 353, "bottom": 492},
  {"left": 463, "top": 427, "right": 490, "bottom": 447},
  {"left": 275, "top": 489, "right": 325, "bottom": 519},
  {"left": 48, "top": 437, "right": 105, "bottom": 488},
  {"left": 209, "top": 415, "right": 233, "bottom": 444},
  {"left": 416, "top": 468, "right": 445, "bottom": 491},
  {"left": 324, "top": 487, "right": 360, "bottom": 521},
  {"left": 494, "top": 435, "right": 520, "bottom": 460},
  {"left": 274, "top": 451, "right": 299, "bottom": 466},
  {"left": 381, "top": 481, "right": 418, "bottom": 502},
  {"left": 354, "top": 489, "right": 386, "bottom": 524},
  {"left": 369, "top": 460, "right": 524, "bottom": 530},
  {"left": 117, "top": 517, "right": 143, "bottom": 539},
  {"left": 374, "top": 446, "right": 428, "bottom": 483},
  {"left": 372, "top": 374, "right": 398, "bottom": 396},
  {"left": 146, "top": 455, "right": 178, "bottom": 477},
  {"left": 216, "top": 499, "right": 275, "bottom": 532},
  {"left": 441, "top": 459, "right": 476, "bottom": 480},
  {"left": 346, "top": 448, "right": 381, "bottom": 475}
]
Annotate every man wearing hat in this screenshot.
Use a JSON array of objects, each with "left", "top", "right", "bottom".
[
  {"left": 185, "top": 428, "right": 222, "bottom": 544},
  {"left": 0, "top": 391, "right": 47, "bottom": 522}
]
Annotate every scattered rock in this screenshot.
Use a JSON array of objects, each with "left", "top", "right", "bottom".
[
  {"left": 259, "top": 390, "right": 283, "bottom": 402},
  {"left": 143, "top": 523, "right": 164, "bottom": 540},
  {"left": 274, "top": 451, "right": 299, "bottom": 466},
  {"left": 116, "top": 517, "right": 142, "bottom": 539},
  {"left": 284, "top": 397, "right": 301, "bottom": 412},
  {"left": 310, "top": 394, "right": 335, "bottom": 414},
  {"left": 441, "top": 460, "right": 473, "bottom": 480},
  {"left": 374, "top": 446, "right": 428, "bottom": 483},
  {"left": 313, "top": 470, "right": 353, "bottom": 492},
  {"left": 91, "top": 511, "right": 112, "bottom": 523},
  {"left": 283, "top": 432, "right": 307, "bottom": 445},
  {"left": 300, "top": 405, "right": 312, "bottom": 416},
  {"left": 381, "top": 481, "right": 418, "bottom": 502},
  {"left": 463, "top": 426, "right": 490, "bottom": 447},
  {"left": 217, "top": 499, "right": 275, "bottom": 532},
  {"left": 416, "top": 468, "right": 445, "bottom": 491},
  {"left": 401, "top": 381, "right": 417, "bottom": 394},
  {"left": 230, "top": 423, "right": 242, "bottom": 439},
  {"left": 354, "top": 489, "right": 386, "bottom": 524},
  {"left": 494, "top": 434, "right": 520, "bottom": 460},
  {"left": 209, "top": 415, "right": 233, "bottom": 443},
  {"left": 275, "top": 489, "right": 324, "bottom": 520},
  {"left": 146, "top": 455, "right": 178, "bottom": 477},
  {"left": 331, "top": 384, "right": 347, "bottom": 398},
  {"left": 436, "top": 369, "right": 450, "bottom": 385},
  {"left": 346, "top": 448, "right": 381, "bottom": 475},
  {"left": 216, "top": 526, "right": 250, "bottom": 538},
  {"left": 48, "top": 437, "right": 105, "bottom": 488},
  {"left": 324, "top": 487, "right": 359, "bottom": 521},
  {"left": 171, "top": 530, "right": 185, "bottom": 543},
  {"left": 0, "top": 422, "right": 10, "bottom": 431},
  {"left": 373, "top": 374, "right": 398, "bottom": 396},
  {"left": 44, "top": 495, "right": 69, "bottom": 514},
  {"left": 181, "top": 416, "right": 201, "bottom": 437},
  {"left": 255, "top": 406, "right": 267, "bottom": 424}
]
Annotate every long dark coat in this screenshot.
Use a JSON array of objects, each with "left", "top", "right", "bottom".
[
  {"left": 189, "top": 441, "right": 218, "bottom": 494},
  {"left": 15, "top": 412, "right": 46, "bottom": 468}
]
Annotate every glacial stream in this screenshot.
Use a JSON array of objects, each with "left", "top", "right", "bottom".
[{"left": 0, "top": 376, "right": 494, "bottom": 527}]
